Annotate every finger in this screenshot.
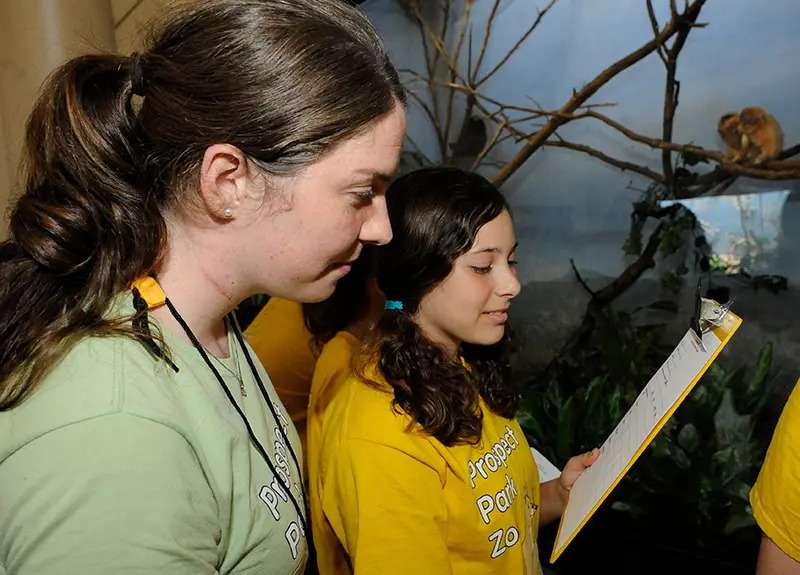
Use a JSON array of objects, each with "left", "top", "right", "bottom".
[
  {"left": 585, "top": 447, "right": 600, "bottom": 465},
  {"left": 568, "top": 448, "right": 600, "bottom": 470},
  {"left": 565, "top": 448, "right": 598, "bottom": 472}
]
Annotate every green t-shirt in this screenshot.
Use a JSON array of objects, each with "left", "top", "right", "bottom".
[{"left": 0, "top": 295, "right": 308, "bottom": 574}]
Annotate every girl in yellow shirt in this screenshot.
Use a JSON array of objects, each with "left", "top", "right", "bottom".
[
  {"left": 751, "top": 378, "right": 800, "bottom": 573},
  {"left": 310, "top": 167, "right": 599, "bottom": 575}
]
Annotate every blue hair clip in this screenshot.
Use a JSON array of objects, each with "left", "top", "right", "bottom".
[{"left": 385, "top": 300, "right": 404, "bottom": 311}]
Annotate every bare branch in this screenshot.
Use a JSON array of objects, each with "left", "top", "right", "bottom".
[
  {"left": 550, "top": 109, "right": 800, "bottom": 180},
  {"left": 491, "top": 0, "right": 708, "bottom": 187},
  {"left": 679, "top": 143, "right": 800, "bottom": 198},
  {"left": 570, "top": 258, "right": 596, "bottom": 297},
  {"left": 702, "top": 176, "right": 737, "bottom": 197},
  {"left": 661, "top": 0, "right": 702, "bottom": 186},
  {"left": 444, "top": 0, "right": 472, "bottom": 157},
  {"left": 471, "top": 120, "right": 507, "bottom": 171},
  {"left": 402, "top": 2, "right": 445, "bottom": 158},
  {"left": 544, "top": 108, "right": 702, "bottom": 152},
  {"left": 404, "top": 134, "right": 436, "bottom": 166},
  {"left": 544, "top": 140, "right": 666, "bottom": 183},
  {"left": 775, "top": 143, "right": 800, "bottom": 160},
  {"left": 402, "top": 86, "right": 446, "bottom": 154},
  {"left": 471, "top": 0, "right": 501, "bottom": 84},
  {"left": 475, "top": 0, "right": 560, "bottom": 88},
  {"left": 646, "top": 0, "right": 668, "bottom": 66},
  {"left": 589, "top": 221, "right": 665, "bottom": 310},
  {"left": 431, "top": 0, "right": 451, "bottom": 88}
]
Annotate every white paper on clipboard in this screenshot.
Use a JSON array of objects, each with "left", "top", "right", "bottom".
[{"left": 531, "top": 447, "right": 561, "bottom": 483}]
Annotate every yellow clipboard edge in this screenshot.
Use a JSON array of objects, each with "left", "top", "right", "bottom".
[{"left": 549, "top": 311, "right": 743, "bottom": 563}]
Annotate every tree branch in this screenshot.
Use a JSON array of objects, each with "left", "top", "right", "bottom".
[
  {"left": 646, "top": 0, "right": 668, "bottom": 66},
  {"left": 432, "top": 0, "right": 450, "bottom": 92},
  {"left": 475, "top": 0, "right": 560, "bottom": 88},
  {"left": 588, "top": 221, "right": 665, "bottom": 310},
  {"left": 471, "top": 120, "right": 507, "bottom": 172},
  {"left": 444, "top": 0, "right": 471, "bottom": 159},
  {"left": 405, "top": 134, "right": 436, "bottom": 167},
  {"left": 399, "top": 80, "right": 445, "bottom": 155},
  {"left": 660, "top": 0, "right": 701, "bottom": 186},
  {"left": 490, "top": 0, "right": 708, "bottom": 187},
  {"left": 400, "top": 1, "right": 445, "bottom": 159},
  {"left": 471, "top": 0, "right": 500, "bottom": 84},
  {"left": 570, "top": 258, "right": 596, "bottom": 297},
  {"left": 679, "top": 143, "right": 800, "bottom": 198},
  {"left": 544, "top": 108, "right": 800, "bottom": 181},
  {"left": 544, "top": 140, "right": 666, "bottom": 183}
]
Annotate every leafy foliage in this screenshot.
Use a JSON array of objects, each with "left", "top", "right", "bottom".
[{"left": 518, "top": 302, "right": 774, "bottom": 554}]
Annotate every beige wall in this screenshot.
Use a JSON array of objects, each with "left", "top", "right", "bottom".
[
  {"left": 0, "top": 0, "right": 168, "bottom": 239},
  {"left": 0, "top": 108, "right": 10, "bottom": 234},
  {"left": 113, "top": 0, "right": 167, "bottom": 54},
  {"left": 0, "top": 0, "right": 116, "bottom": 238}
]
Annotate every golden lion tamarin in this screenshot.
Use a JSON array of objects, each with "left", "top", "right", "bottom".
[
  {"left": 738, "top": 106, "right": 784, "bottom": 165},
  {"left": 718, "top": 112, "right": 744, "bottom": 161}
]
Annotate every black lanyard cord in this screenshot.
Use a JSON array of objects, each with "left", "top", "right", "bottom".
[
  {"left": 230, "top": 322, "right": 305, "bottom": 487},
  {"left": 163, "top": 297, "right": 309, "bottom": 534}
]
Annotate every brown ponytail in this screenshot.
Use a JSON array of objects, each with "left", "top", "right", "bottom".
[{"left": 0, "top": 54, "right": 165, "bottom": 409}]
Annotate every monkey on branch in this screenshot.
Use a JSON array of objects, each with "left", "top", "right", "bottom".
[{"left": 718, "top": 106, "right": 784, "bottom": 165}]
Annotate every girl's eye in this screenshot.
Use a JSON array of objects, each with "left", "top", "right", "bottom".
[
  {"left": 509, "top": 260, "right": 519, "bottom": 268},
  {"left": 471, "top": 265, "right": 492, "bottom": 275}
]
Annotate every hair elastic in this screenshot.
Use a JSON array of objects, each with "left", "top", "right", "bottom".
[
  {"left": 385, "top": 300, "right": 403, "bottom": 311},
  {"left": 130, "top": 52, "right": 146, "bottom": 97}
]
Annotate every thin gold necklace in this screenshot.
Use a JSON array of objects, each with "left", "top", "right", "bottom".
[{"left": 207, "top": 327, "right": 246, "bottom": 397}]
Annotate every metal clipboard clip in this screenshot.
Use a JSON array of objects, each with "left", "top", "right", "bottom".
[{"left": 689, "top": 278, "right": 734, "bottom": 352}]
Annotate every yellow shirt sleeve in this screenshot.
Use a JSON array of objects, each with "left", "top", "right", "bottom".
[
  {"left": 245, "top": 297, "right": 318, "bottom": 451},
  {"left": 751, "top": 378, "right": 800, "bottom": 562},
  {"left": 322, "top": 437, "right": 453, "bottom": 575}
]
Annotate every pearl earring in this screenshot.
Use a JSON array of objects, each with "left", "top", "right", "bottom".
[{"left": 223, "top": 208, "right": 233, "bottom": 218}]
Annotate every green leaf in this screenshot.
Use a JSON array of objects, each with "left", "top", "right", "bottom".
[
  {"left": 678, "top": 423, "right": 701, "bottom": 453},
  {"left": 674, "top": 166, "right": 696, "bottom": 182},
  {"left": 714, "top": 389, "right": 752, "bottom": 447},
  {"left": 723, "top": 511, "right": 756, "bottom": 536},
  {"left": 556, "top": 396, "right": 576, "bottom": 462},
  {"left": 606, "top": 386, "right": 622, "bottom": 427},
  {"left": 726, "top": 481, "right": 752, "bottom": 502},
  {"left": 670, "top": 444, "right": 692, "bottom": 469},
  {"left": 650, "top": 436, "right": 671, "bottom": 458},
  {"left": 623, "top": 213, "right": 645, "bottom": 256},
  {"left": 747, "top": 342, "right": 773, "bottom": 398},
  {"left": 516, "top": 406, "right": 543, "bottom": 439},
  {"left": 584, "top": 376, "right": 606, "bottom": 421},
  {"left": 660, "top": 270, "right": 683, "bottom": 294},
  {"left": 681, "top": 150, "right": 710, "bottom": 166}
]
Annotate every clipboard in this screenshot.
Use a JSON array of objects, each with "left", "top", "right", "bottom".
[{"left": 550, "top": 295, "right": 742, "bottom": 562}]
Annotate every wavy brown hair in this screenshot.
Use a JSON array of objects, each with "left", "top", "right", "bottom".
[
  {"left": 0, "top": 0, "right": 405, "bottom": 410},
  {"left": 365, "top": 167, "right": 518, "bottom": 446}
]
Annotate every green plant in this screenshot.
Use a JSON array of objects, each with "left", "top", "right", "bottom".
[{"left": 518, "top": 303, "right": 774, "bottom": 554}]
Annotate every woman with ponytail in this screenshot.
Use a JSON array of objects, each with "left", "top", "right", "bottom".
[
  {"left": 0, "top": 1, "right": 405, "bottom": 573},
  {"left": 312, "top": 167, "right": 598, "bottom": 575}
]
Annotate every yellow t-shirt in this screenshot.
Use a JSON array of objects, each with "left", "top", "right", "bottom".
[
  {"left": 750, "top": 377, "right": 800, "bottom": 562},
  {"left": 307, "top": 330, "right": 361, "bottom": 575},
  {"left": 309, "top": 334, "right": 543, "bottom": 575},
  {"left": 245, "top": 297, "right": 318, "bottom": 453}
]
